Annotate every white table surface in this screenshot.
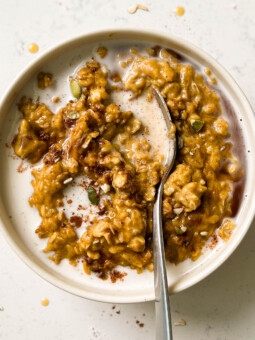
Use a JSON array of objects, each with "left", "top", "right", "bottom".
[{"left": 0, "top": 0, "right": 255, "bottom": 339}]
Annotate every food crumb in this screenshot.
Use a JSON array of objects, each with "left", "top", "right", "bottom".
[
  {"left": 232, "top": 4, "right": 237, "bottom": 9},
  {"left": 110, "top": 72, "right": 121, "bottom": 83},
  {"left": 109, "top": 270, "right": 127, "bottom": 283},
  {"left": 207, "top": 233, "right": 219, "bottom": 250},
  {"left": 37, "top": 72, "right": 53, "bottom": 90},
  {"left": 28, "top": 43, "right": 39, "bottom": 53},
  {"left": 136, "top": 320, "right": 144, "bottom": 328},
  {"left": 67, "top": 199, "right": 73, "bottom": 204},
  {"left": 70, "top": 215, "right": 83, "bottom": 228},
  {"left": 63, "top": 177, "right": 73, "bottom": 185},
  {"left": 128, "top": 4, "right": 149, "bottom": 14},
  {"left": 17, "top": 161, "right": 28, "bottom": 173},
  {"left": 204, "top": 67, "right": 211, "bottom": 76},
  {"left": 97, "top": 46, "right": 108, "bottom": 58},
  {"left": 175, "top": 6, "right": 185, "bottom": 16},
  {"left": 210, "top": 77, "right": 217, "bottom": 85},
  {"left": 116, "top": 310, "right": 120, "bottom": 314},
  {"left": 0, "top": 306, "right": 4, "bottom": 311},
  {"left": 112, "top": 305, "right": 116, "bottom": 310},
  {"left": 218, "top": 219, "right": 234, "bottom": 241},
  {"left": 91, "top": 327, "right": 100, "bottom": 338},
  {"left": 174, "top": 319, "right": 187, "bottom": 326},
  {"left": 53, "top": 97, "right": 60, "bottom": 103},
  {"left": 130, "top": 48, "right": 138, "bottom": 54},
  {"left": 204, "top": 68, "right": 217, "bottom": 85},
  {"left": 41, "top": 298, "right": 49, "bottom": 307}
]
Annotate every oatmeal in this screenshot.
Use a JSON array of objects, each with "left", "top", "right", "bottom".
[
  {"left": 37, "top": 72, "right": 53, "bottom": 89},
  {"left": 11, "top": 45, "right": 243, "bottom": 278}
]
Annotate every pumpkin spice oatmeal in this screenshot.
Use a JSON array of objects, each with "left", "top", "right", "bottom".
[{"left": 11, "top": 45, "right": 243, "bottom": 279}]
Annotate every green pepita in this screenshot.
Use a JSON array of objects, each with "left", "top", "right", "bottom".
[
  {"left": 177, "top": 136, "right": 184, "bottom": 149},
  {"left": 175, "top": 227, "right": 182, "bottom": 235},
  {"left": 70, "top": 79, "right": 82, "bottom": 99},
  {"left": 191, "top": 119, "right": 204, "bottom": 132},
  {"left": 87, "top": 186, "right": 99, "bottom": 205},
  {"left": 175, "top": 225, "right": 187, "bottom": 235},
  {"left": 175, "top": 226, "right": 185, "bottom": 235},
  {"left": 67, "top": 111, "right": 79, "bottom": 119}
]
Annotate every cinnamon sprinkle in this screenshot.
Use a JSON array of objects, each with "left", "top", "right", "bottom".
[
  {"left": 17, "top": 161, "right": 28, "bottom": 173},
  {"left": 70, "top": 215, "right": 83, "bottom": 228},
  {"left": 109, "top": 270, "right": 127, "bottom": 283}
]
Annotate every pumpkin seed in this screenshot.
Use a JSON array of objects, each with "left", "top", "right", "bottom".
[
  {"left": 70, "top": 79, "right": 81, "bottom": 99},
  {"left": 67, "top": 111, "right": 79, "bottom": 119},
  {"left": 177, "top": 136, "right": 184, "bottom": 149},
  {"left": 63, "top": 177, "right": 73, "bottom": 185},
  {"left": 180, "top": 226, "right": 187, "bottom": 233},
  {"left": 191, "top": 119, "right": 204, "bottom": 132},
  {"left": 173, "top": 207, "right": 184, "bottom": 215},
  {"left": 100, "top": 183, "right": 111, "bottom": 194},
  {"left": 87, "top": 186, "right": 99, "bottom": 205},
  {"left": 175, "top": 226, "right": 187, "bottom": 235},
  {"left": 200, "top": 231, "right": 208, "bottom": 238}
]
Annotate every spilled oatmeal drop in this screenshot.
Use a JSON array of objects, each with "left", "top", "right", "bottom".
[
  {"left": 175, "top": 6, "right": 185, "bottom": 16},
  {"left": 128, "top": 4, "right": 149, "bottom": 14},
  {"left": 41, "top": 298, "right": 49, "bottom": 307},
  {"left": 28, "top": 43, "right": 39, "bottom": 54}
]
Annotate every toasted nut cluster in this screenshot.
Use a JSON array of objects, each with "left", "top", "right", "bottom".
[{"left": 12, "top": 47, "right": 243, "bottom": 277}]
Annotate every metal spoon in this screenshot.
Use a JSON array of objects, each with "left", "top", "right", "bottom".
[{"left": 152, "top": 87, "right": 176, "bottom": 340}]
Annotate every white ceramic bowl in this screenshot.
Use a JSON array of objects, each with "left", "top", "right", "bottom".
[{"left": 0, "top": 29, "right": 255, "bottom": 303}]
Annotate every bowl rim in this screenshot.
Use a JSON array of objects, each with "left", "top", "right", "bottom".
[{"left": 0, "top": 28, "right": 255, "bottom": 303}]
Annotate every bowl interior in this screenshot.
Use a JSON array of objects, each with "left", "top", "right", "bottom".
[{"left": 0, "top": 30, "right": 255, "bottom": 303}]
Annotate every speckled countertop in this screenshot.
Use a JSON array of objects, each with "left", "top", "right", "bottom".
[{"left": 0, "top": 0, "right": 255, "bottom": 339}]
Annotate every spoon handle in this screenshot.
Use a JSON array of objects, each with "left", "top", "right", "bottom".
[{"left": 153, "top": 182, "right": 173, "bottom": 340}]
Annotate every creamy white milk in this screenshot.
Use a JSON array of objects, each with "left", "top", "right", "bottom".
[{"left": 111, "top": 90, "right": 169, "bottom": 157}]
